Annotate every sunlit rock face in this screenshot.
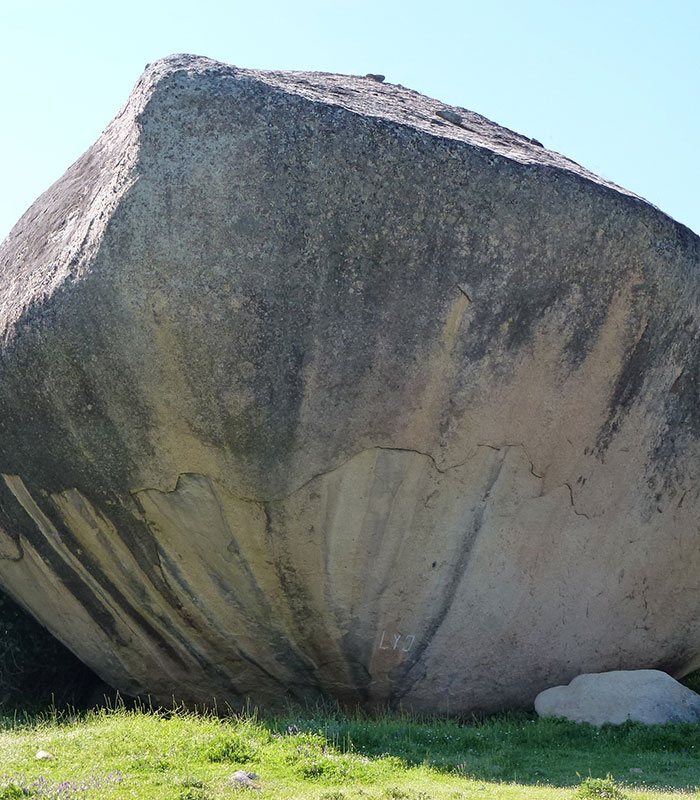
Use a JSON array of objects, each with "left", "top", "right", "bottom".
[{"left": 1, "top": 54, "right": 699, "bottom": 714}]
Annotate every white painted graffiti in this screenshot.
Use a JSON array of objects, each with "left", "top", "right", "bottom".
[{"left": 378, "top": 630, "right": 416, "bottom": 653}]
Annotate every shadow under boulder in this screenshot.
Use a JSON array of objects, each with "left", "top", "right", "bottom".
[{"left": 0, "top": 590, "right": 110, "bottom": 710}]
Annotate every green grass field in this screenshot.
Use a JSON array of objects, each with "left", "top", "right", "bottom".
[{"left": 0, "top": 702, "right": 699, "bottom": 799}]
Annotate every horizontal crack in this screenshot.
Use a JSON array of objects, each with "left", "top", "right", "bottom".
[
  {"left": 130, "top": 445, "right": 471, "bottom": 503},
  {"left": 130, "top": 442, "right": 592, "bottom": 519},
  {"left": 375, "top": 445, "right": 469, "bottom": 475},
  {"left": 476, "top": 441, "right": 544, "bottom": 479}
]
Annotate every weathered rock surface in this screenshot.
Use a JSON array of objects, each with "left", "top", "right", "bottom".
[
  {"left": 1, "top": 54, "right": 700, "bottom": 714},
  {"left": 535, "top": 670, "right": 700, "bottom": 725}
]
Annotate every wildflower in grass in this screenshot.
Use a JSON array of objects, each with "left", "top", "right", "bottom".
[{"left": 0, "top": 772, "right": 124, "bottom": 800}]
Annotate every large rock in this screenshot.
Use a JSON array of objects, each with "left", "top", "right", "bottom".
[
  {"left": 0, "top": 54, "right": 699, "bottom": 714},
  {"left": 535, "top": 670, "right": 700, "bottom": 725}
]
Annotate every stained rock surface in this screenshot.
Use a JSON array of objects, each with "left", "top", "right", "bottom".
[
  {"left": 1, "top": 54, "right": 700, "bottom": 714},
  {"left": 535, "top": 670, "right": 700, "bottom": 725}
]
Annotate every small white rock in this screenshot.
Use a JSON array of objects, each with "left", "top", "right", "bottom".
[
  {"left": 35, "top": 750, "right": 54, "bottom": 760},
  {"left": 230, "top": 770, "right": 260, "bottom": 789}
]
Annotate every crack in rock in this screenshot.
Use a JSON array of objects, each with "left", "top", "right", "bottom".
[{"left": 563, "top": 481, "right": 591, "bottom": 519}]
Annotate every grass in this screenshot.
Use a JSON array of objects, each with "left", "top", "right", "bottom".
[{"left": 0, "top": 702, "right": 698, "bottom": 799}]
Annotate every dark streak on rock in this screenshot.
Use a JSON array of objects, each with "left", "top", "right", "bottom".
[
  {"left": 389, "top": 449, "right": 508, "bottom": 704},
  {"left": 598, "top": 322, "right": 651, "bottom": 451},
  {"left": 261, "top": 503, "right": 324, "bottom": 696},
  {"left": 0, "top": 478, "right": 123, "bottom": 645}
]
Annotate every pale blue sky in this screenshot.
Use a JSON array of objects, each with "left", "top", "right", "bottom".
[{"left": 2, "top": 0, "right": 698, "bottom": 240}]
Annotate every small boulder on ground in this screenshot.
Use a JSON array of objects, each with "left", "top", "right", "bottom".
[
  {"left": 535, "top": 670, "right": 700, "bottom": 726},
  {"left": 229, "top": 771, "right": 260, "bottom": 790}
]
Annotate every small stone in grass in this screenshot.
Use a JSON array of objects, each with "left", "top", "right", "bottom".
[
  {"left": 35, "top": 750, "right": 54, "bottom": 760},
  {"left": 629, "top": 768, "right": 643, "bottom": 774},
  {"left": 230, "top": 770, "right": 261, "bottom": 790}
]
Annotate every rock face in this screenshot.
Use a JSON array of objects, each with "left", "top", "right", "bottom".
[
  {"left": 1, "top": 55, "right": 700, "bottom": 715},
  {"left": 535, "top": 670, "right": 700, "bottom": 725}
]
